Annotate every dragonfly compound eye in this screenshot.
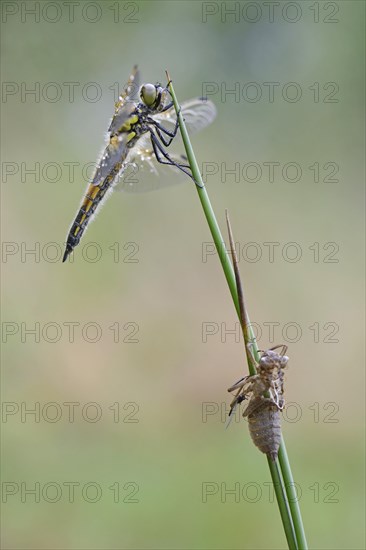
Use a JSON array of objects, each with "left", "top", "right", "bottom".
[{"left": 140, "top": 84, "right": 157, "bottom": 107}]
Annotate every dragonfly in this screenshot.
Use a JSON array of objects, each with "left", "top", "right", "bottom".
[{"left": 62, "top": 66, "right": 217, "bottom": 262}]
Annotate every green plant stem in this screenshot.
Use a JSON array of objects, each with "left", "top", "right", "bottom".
[
  {"left": 267, "top": 458, "right": 298, "bottom": 550},
  {"left": 279, "top": 439, "right": 309, "bottom": 549},
  {"left": 166, "top": 72, "right": 308, "bottom": 550}
]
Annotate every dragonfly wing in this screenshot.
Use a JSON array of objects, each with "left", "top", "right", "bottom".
[
  {"left": 115, "top": 139, "right": 188, "bottom": 193},
  {"left": 96, "top": 66, "right": 140, "bottom": 182},
  {"left": 179, "top": 98, "right": 217, "bottom": 134},
  {"left": 154, "top": 98, "right": 217, "bottom": 136},
  {"left": 108, "top": 103, "right": 136, "bottom": 136},
  {"left": 92, "top": 134, "right": 129, "bottom": 186},
  {"left": 108, "top": 66, "right": 140, "bottom": 134},
  {"left": 124, "top": 65, "right": 140, "bottom": 101}
]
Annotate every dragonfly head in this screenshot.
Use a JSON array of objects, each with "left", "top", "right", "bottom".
[{"left": 140, "top": 83, "right": 170, "bottom": 111}]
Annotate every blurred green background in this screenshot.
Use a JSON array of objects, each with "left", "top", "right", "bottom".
[{"left": 1, "top": 1, "right": 365, "bottom": 548}]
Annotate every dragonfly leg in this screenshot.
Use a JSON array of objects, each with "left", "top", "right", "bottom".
[
  {"left": 160, "top": 100, "right": 174, "bottom": 113},
  {"left": 148, "top": 118, "right": 179, "bottom": 146},
  {"left": 147, "top": 107, "right": 181, "bottom": 146},
  {"left": 149, "top": 130, "right": 204, "bottom": 187}
]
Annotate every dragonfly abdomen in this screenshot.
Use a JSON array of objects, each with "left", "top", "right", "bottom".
[{"left": 62, "top": 170, "right": 118, "bottom": 262}]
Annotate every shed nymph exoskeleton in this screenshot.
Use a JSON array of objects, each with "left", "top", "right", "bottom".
[{"left": 228, "top": 344, "right": 289, "bottom": 461}]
